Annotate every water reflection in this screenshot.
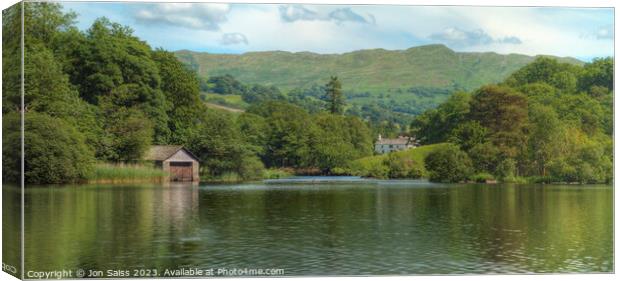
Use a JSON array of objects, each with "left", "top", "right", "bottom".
[{"left": 7, "top": 183, "right": 613, "bottom": 275}]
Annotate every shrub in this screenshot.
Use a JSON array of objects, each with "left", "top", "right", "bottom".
[
  {"left": 238, "top": 156, "right": 265, "bottom": 180},
  {"left": 495, "top": 158, "right": 517, "bottom": 179},
  {"left": 469, "top": 172, "right": 495, "bottom": 183},
  {"left": 424, "top": 144, "right": 473, "bottom": 183},
  {"left": 263, "top": 168, "right": 294, "bottom": 179},
  {"left": 3, "top": 112, "right": 95, "bottom": 184},
  {"left": 383, "top": 153, "right": 423, "bottom": 179},
  {"left": 367, "top": 164, "right": 389, "bottom": 179}
]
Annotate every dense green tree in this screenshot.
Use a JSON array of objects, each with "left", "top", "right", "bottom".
[
  {"left": 468, "top": 142, "right": 501, "bottom": 174},
  {"left": 3, "top": 112, "right": 94, "bottom": 184},
  {"left": 579, "top": 57, "right": 613, "bottom": 92},
  {"left": 248, "top": 101, "right": 315, "bottom": 167},
  {"left": 505, "top": 57, "right": 580, "bottom": 92},
  {"left": 469, "top": 85, "right": 528, "bottom": 159},
  {"left": 206, "top": 74, "right": 248, "bottom": 95},
  {"left": 424, "top": 144, "right": 473, "bottom": 183},
  {"left": 411, "top": 92, "right": 471, "bottom": 144},
  {"left": 60, "top": 18, "right": 171, "bottom": 144},
  {"left": 186, "top": 111, "right": 263, "bottom": 180},
  {"left": 527, "top": 104, "right": 563, "bottom": 176},
  {"left": 324, "top": 76, "right": 345, "bottom": 114},
  {"left": 449, "top": 121, "right": 488, "bottom": 151},
  {"left": 152, "top": 49, "right": 204, "bottom": 144},
  {"left": 237, "top": 113, "right": 269, "bottom": 155},
  {"left": 309, "top": 114, "right": 359, "bottom": 172}
]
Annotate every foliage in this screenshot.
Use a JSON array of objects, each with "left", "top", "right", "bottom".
[
  {"left": 415, "top": 55, "right": 612, "bottom": 183},
  {"left": 324, "top": 76, "right": 345, "bottom": 114},
  {"left": 424, "top": 144, "right": 473, "bottom": 183},
  {"left": 469, "top": 172, "right": 495, "bottom": 183},
  {"left": 3, "top": 112, "right": 94, "bottom": 184},
  {"left": 383, "top": 153, "right": 423, "bottom": 179},
  {"left": 348, "top": 143, "right": 449, "bottom": 178},
  {"left": 411, "top": 92, "right": 471, "bottom": 144},
  {"left": 175, "top": 44, "right": 581, "bottom": 103},
  {"left": 449, "top": 121, "right": 488, "bottom": 151}
]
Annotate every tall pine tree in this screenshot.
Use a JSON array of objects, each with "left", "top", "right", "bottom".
[{"left": 324, "top": 76, "right": 345, "bottom": 114}]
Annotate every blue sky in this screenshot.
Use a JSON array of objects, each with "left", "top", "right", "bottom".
[{"left": 62, "top": 2, "right": 614, "bottom": 61}]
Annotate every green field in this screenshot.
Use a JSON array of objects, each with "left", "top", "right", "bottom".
[{"left": 201, "top": 93, "right": 249, "bottom": 109}]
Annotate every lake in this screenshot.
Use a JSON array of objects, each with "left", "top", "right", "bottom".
[{"left": 3, "top": 180, "right": 613, "bottom": 276}]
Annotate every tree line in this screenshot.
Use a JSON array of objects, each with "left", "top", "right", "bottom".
[
  {"left": 2, "top": 3, "right": 374, "bottom": 184},
  {"left": 413, "top": 57, "right": 613, "bottom": 183},
  {"left": 2, "top": 3, "right": 612, "bottom": 185}
]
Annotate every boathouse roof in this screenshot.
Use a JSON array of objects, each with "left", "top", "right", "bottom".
[{"left": 144, "top": 145, "right": 199, "bottom": 161}]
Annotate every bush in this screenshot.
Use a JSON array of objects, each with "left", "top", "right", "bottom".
[
  {"left": 263, "top": 168, "right": 294, "bottom": 179},
  {"left": 501, "top": 176, "right": 528, "bottom": 184},
  {"left": 424, "top": 144, "right": 473, "bottom": 183},
  {"left": 469, "top": 172, "right": 495, "bottom": 183},
  {"left": 383, "top": 153, "right": 423, "bottom": 179},
  {"left": 3, "top": 112, "right": 95, "bottom": 184},
  {"left": 367, "top": 164, "right": 389, "bottom": 179},
  {"left": 330, "top": 167, "right": 350, "bottom": 176},
  {"left": 238, "top": 156, "right": 265, "bottom": 180},
  {"left": 495, "top": 158, "right": 517, "bottom": 179}
]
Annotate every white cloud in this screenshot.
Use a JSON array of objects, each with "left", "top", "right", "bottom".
[
  {"left": 221, "top": 33, "right": 249, "bottom": 45},
  {"left": 429, "top": 27, "right": 521, "bottom": 47},
  {"left": 134, "top": 3, "right": 230, "bottom": 30},
  {"left": 279, "top": 4, "right": 375, "bottom": 24},
  {"left": 66, "top": 3, "right": 614, "bottom": 60}
]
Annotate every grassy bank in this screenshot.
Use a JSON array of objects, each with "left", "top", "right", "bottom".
[
  {"left": 347, "top": 143, "right": 449, "bottom": 178},
  {"left": 88, "top": 163, "right": 167, "bottom": 184}
]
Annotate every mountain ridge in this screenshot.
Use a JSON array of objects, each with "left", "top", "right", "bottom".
[{"left": 175, "top": 44, "right": 583, "bottom": 94}]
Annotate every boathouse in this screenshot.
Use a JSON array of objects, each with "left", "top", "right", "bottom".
[{"left": 145, "top": 145, "right": 200, "bottom": 182}]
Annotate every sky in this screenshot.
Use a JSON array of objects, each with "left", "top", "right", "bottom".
[{"left": 62, "top": 2, "right": 614, "bottom": 61}]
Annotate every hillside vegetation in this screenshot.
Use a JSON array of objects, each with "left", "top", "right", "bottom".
[
  {"left": 176, "top": 45, "right": 582, "bottom": 119},
  {"left": 176, "top": 45, "right": 582, "bottom": 93}
]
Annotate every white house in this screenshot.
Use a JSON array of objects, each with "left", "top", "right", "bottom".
[{"left": 374, "top": 135, "right": 418, "bottom": 154}]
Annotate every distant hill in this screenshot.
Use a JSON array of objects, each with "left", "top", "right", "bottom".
[{"left": 175, "top": 44, "right": 582, "bottom": 94}]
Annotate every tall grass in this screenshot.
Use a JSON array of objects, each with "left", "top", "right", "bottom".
[{"left": 88, "top": 163, "right": 167, "bottom": 183}]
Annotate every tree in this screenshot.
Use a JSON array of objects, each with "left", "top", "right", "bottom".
[
  {"left": 424, "top": 145, "right": 473, "bottom": 183},
  {"left": 505, "top": 57, "right": 580, "bottom": 92},
  {"left": 237, "top": 113, "right": 268, "bottom": 156},
  {"left": 324, "top": 76, "right": 345, "bottom": 114},
  {"left": 469, "top": 85, "right": 528, "bottom": 159},
  {"left": 468, "top": 142, "right": 501, "bottom": 174},
  {"left": 152, "top": 49, "right": 204, "bottom": 144},
  {"left": 449, "top": 121, "right": 488, "bottom": 151},
  {"left": 206, "top": 74, "right": 248, "bottom": 95},
  {"left": 3, "top": 112, "right": 94, "bottom": 184},
  {"left": 248, "top": 101, "right": 315, "bottom": 167},
  {"left": 186, "top": 111, "right": 263, "bottom": 180},
  {"left": 411, "top": 92, "right": 471, "bottom": 144},
  {"left": 579, "top": 57, "right": 613, "bottom": 92},
  {"left": 527, "top": 104, "right": 563, "bottom": 176}
]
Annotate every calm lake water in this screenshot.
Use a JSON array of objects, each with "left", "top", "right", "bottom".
[{"left": 3, "top": 180, "right": 613, "bottom": 276}]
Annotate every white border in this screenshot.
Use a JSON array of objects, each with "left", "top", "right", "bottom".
[{"left": 0, "top": 1, "right": 617, "bottom": 281}]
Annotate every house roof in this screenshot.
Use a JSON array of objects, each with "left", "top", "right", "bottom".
[
  {"left": 376, "top": 136, "right": 413, "bottom": 145},
  {"left": 144, "top": 145, "right": 199, "bottom": 161}
]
